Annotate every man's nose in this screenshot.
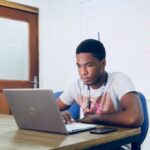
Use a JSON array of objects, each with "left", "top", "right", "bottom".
[{"left": 80, "top": 66, "right": 88, "bottom": 75}]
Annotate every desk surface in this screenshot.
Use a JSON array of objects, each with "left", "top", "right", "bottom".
[{"left": 0, "top": 115, "right": 141, "bottom": 150}]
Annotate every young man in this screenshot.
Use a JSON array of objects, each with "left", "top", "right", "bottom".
[{"left": 57, "top": 39, "right": 144, "bottom": 127}]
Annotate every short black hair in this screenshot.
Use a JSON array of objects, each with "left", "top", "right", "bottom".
[{"left": 76, "top": 39, "right": 106, "bottom": 61}]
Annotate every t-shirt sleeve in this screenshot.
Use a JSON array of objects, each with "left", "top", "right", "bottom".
[
  {"left": 112, "top": 73, "right": 137, "bottom": 101},
  {"left": 60, "top": 80, "right": 79, "bottom": 106}
]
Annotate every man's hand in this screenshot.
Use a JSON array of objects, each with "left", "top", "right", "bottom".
[
  {"left": 80, "top": 114, "right": 96, "bottom": 124},
  {"left": 61, "top": 111, "right": 75, "bottom": 124},
  {"left": 80, "top": 115, "right": 92, "bottom": 124}
]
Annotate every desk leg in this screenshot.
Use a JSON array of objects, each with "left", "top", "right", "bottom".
[{"left": 131, "top": 142, "right": 141, "bottom": 150}]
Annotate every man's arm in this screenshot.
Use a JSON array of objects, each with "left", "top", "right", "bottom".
[
  {"left": 81, "top": 92, "right": 144, "bottom": 127},
  {"left": 57, "top": 98, "right": 69, "bottom": 111},
  {"left": 57, "top": 98, "right": 74, "bottom": 123}
]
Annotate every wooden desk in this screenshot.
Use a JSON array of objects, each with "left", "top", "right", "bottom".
[{"left": 0, "top": 115, "right": 141, "bottom": 150}]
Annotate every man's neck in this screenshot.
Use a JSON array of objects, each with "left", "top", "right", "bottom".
[{"left": 90, "top": 72, "right": 107, "bottom": 89}]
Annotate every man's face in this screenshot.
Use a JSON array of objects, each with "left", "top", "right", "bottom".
[{"left": 76, "top": 53, "right": 106, "bottom": 87}]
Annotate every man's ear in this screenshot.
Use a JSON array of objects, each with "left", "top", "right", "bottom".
[{"left": 100, "top": 59, "right": 106, "bottom": 67}]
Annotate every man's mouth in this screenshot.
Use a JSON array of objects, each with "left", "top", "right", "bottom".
[{"left": 81, "top": 77, "right": 90, "bottom": 82}]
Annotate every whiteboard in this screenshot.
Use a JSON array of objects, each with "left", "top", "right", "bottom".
[{"left": 80, "top": 0, "right": 150, "bottom": 99}]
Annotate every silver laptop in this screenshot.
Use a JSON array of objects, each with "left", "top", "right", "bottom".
[{"left": 3, "top": 89, "right": 96, "bottom": 134}]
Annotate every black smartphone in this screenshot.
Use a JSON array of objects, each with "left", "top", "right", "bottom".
[{"left": 90, "top": 128, "right": 117, "bottom": 134}]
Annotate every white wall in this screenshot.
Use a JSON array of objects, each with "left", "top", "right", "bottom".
[
  {"left": 8, "top": 0, "right": 80, "bottom": 92},
  {"left": 45, "top": 0, "right": 80, "bottom": 91}
]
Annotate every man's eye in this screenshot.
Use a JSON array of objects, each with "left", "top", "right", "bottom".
[
  {"left": 87, "top": 64, "right": 94, "bottom": 67},
  {"left": 77, "top": 65, "right": 81, "bottom": 68}
]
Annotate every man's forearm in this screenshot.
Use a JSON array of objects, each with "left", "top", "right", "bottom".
[{"left": 81, "top": 111, "right": 143, "bottom": 127}]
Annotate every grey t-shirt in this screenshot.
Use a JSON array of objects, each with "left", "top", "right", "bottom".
[{"left": 60, "top": 72, "right": 136, "bottom": 115}]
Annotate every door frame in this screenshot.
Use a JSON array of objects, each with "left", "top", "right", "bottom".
[
  {"left": 0, "top": 0, "right": 39, "bottom": 90},
  {"left": 0, "top": 0, "right": 39, "bottom": 114}
]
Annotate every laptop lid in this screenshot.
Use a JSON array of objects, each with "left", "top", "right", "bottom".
[
  {"left": 3, "top": 89, "right": 96, "bottom": 134},
  {"left": 4, "top": 89, "right": 69, "bottom": 134}
]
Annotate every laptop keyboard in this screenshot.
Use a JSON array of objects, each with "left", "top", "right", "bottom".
[{"left": 65, "top": 122, "right": 96, "bottom": 133}]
